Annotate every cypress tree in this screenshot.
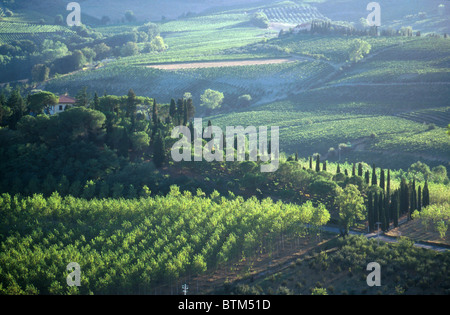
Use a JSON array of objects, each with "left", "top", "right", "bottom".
[
  {"left": 323, "top": 160, "right": 327, "bottom": 172},
  {"left": 176, "top": 98, "right": 183, "bottom": 124},
  {"left": 188, "top": 121, "right": 195, "bottom": 144},
  {"left": 295, "top": 152, "right": 298, "bottom": 162},
  {"left": 423, "top": 181, "right": 430, "bottom": 208},
  {"left": 337, "top": 164, "right": 341, "bottom": 174},
  {"left": 352, "top": 163, "right": 356, "bottom": 176},
  {"left": 381, "top": 193, "right": 388, "bottom": 231},
  {"left": 368, "top": 192, "right": 374, "bottom": 232},
  {"left": 153, "top": 132, "right": 165, "bottom": 168},
  {"left": 92, "top": 91, "right": 99, "bottom": 110},
  {"left": 371, "top": 164, "right": 377, "bottom": 186},
  {"left": 410, "top": 179, "right": 417, "bottom": 218},
  {"left": 373, "top": 192, "right": 379, "bottom": 224},
  {"left": 186, "top": 98, "right": 195, "bottom": 121},
  {"left": 309, "top": 156, "right": 313, "bottom": 169},
  {"left": 392, "top": 190, "right": 399, "bottom": 228},
  {"left": 365, "top": 170, "right": 370, "bottom": 184},
  {"left": 417, "top": 185, "right": 422, "bottom": 212},
  {"left": 315, "top": 155, "right": 321, "bottom": 172},
  {"left": 378, "top": 193, "right": 385, "bottom": 231},
  {"left": 400, "top": 178, "right": 410, "bottom": 217},
  {"left": 380, "top": 169, "right": 385, "bottom": 191},
  {"left": 183, "top": 101, "right": 188, "bottom": 126},
  {"left": 126, "top": 89, "right": 136, "bottom": 114},
  {"left": 169, "top": 98, "right": 176, "bottom": 118},
  {"left": 358, "top": 163, "right": 363, "bottom": 177},
  {"left": 387, "top": 170, "right": 391, "bottom": 202},
  {"left": 344, "top": 169, "right": 348, "bottom": 176},
  {"left": 152, "top": 99, "right": 158, "bottom": 123}
]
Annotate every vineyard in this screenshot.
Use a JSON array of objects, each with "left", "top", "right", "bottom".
[
  {"left": 206, "top": 81, "right": 450, "bottom": 170},
  {"left": 45, "top": 60, "right": 336, "bottom": 106},
  {"left": 262, "top": 4, "right": 328, "bottom": 24},
  {"left": 0, "top": 21, "right": 74, "bottom": 43},
  {"left": 0, "top": 187, "right": 330, "bottom": 295},
  {"left": 397, "top": 107, "right": 450, "bottom": 128},
  {"left": 328, "top": 37, "right": 450, "bottom": 84}
]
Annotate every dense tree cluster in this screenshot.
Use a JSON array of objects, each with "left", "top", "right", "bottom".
[{"left": 0, "top": 87, "right": 198, "bottom": 199}]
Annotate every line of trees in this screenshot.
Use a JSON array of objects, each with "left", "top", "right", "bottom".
[
  {"left": 305, "top": 156, "right": 435, "bottom": 233},
  {"left": 280, "top": 19, "right": 448, "bottom": 38},
  {"left": 366, "top": 168, "right": 430, "bottom": 233}
]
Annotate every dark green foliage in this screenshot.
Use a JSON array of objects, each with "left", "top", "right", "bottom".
[
  {"left": 183, "top": 102, "right": 188, "bottom": 126},
  {"left": 400, "top": 178, "right": 410, "bottom": 216},
  {"left": 387, "top": 170, "right": 391, "bottom": 202},
  {"left": 417, "top": 186, "right": 422, "bottom": 212},
  {"left": 371, "top": 164, "right": 377, "bottom": 186},
  {"left": 6, "top": 88, "right": 26, "bottom": 130},
  {"left": 126, "top": 89, "right": 137, "bottom": 116},
  {"left": 358, "top": 163, "right": 363, "bottom": 177},
  {"left": 410, "top": 179, "right": 417, "bottom": 218},
  {"left": 152, "top": 99, "right": 158, "bottom": 124},
  {"left": 310, "top": 179, "right": 337, "bottom": 198},
  {"left": 31, "top": 64, "right": 50, "bottom": 83},
  {"left": 75, "top": 86, "right": 90, "bottom": 107},
  {"left": 392, "top": 190, "right": 400, "bottom": 227},
  {"left": 51, "top": 50, "right": 86, "bottom": 75},
  {"left": 380, "top": 169, "right": 385, "bottom": 191},
  {"left": 365, "top": 170, "right": 370, "bottom": 184},
  {"left": 176, "top": 98, "right": 183, "bottom": 124},
  {"left": 169, "top": 98, "right": 176, "bottom": 118},
  {"left": 368, "top": 192, "right": 374, "bottom": 232},
  {"left": 373, "top": 192, "right": 379, "bottom": 224},
  {"left": 153, "top": 132, "right": 165, "bottom": 168},
  {"left": 92, "top": 92, "right": 100, "bottom": 111},
  {"left": 423, "top": 181, "right": 430, "bottom": 208},
  {"left": 27, "top": 91, "right": 58, "bottom": 114}
]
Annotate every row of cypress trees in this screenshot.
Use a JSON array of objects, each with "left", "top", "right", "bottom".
[
  {"left": 367, "top": 165, "right": 430, "bottom": 232},
  {"left": 306, "top": 156, "right": 431, "bottom": 233}
]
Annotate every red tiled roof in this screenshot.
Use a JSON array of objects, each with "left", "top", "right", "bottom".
[{"left": 58, "top": 95, "right": 76, "bottom": 104}]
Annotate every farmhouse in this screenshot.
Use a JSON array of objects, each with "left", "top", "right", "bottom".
[{"left": 47, "top": 94, "right": 76, "bottom": 115}]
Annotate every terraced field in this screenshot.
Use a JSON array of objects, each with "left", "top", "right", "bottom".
[{"left": 397, "top": 107, "right": 450, "bottom": 128}]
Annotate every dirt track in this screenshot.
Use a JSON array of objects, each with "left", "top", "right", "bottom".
[{"left": 145, "top": 58, "right": 294, "bottom": 70}]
